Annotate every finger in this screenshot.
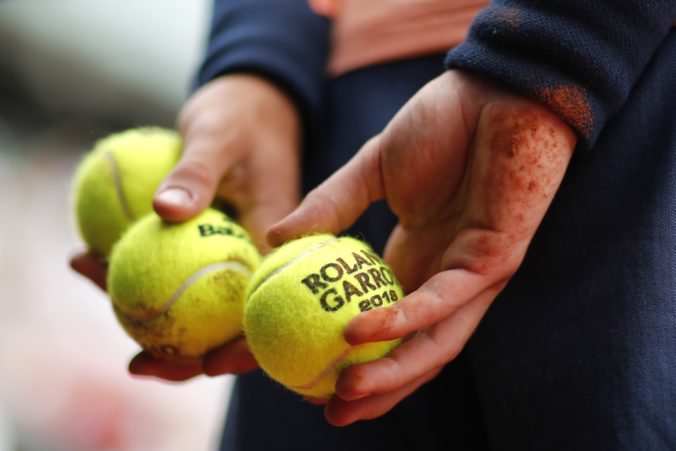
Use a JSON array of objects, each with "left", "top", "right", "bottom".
[
  {"left": 240, "top": 200, "right": 298, "bottom": 254},
  {"left": 203, "top": 337, "right": 259, "bottom": 376},
  {"left": 236, "top": 150, "right": 301, "bottom": 251},
  {"left": 154, "top": 133, "right": 244, "bottom": 223},
  {"left": 69, "top": 250, "right": 108, "bottom": 291},
  {"left": 304, "top": 396, "right": 329, "bottom": 406},
  {"left": 336, "top": 286, "right": 498, "bottom": 401},
  {"left": 267, "top": 136, "right": 385, "bottom": 247},
  {"left": 128, "top": 351, "right": 204, "bottom": 382},
  {"left": 325, "top": 367, "right": 442, "bottom": 427},
  {"left": 344, "top": 268, "right": 490, "bottom": 345}
]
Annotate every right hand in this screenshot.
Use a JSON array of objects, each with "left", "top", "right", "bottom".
[
  {"left": 267, "top": 71, "right": 576, "bottom": 424},
  {"left": 71, "top": 74, "right": 302, "bottom": 381}
]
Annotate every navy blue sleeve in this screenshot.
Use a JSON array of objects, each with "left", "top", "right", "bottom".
[
  {"left": 196, "top": 0, "right": 330, "bottom": 124},
  {"left": 445, "top": 1, "right": 676, "bottom": 148}
]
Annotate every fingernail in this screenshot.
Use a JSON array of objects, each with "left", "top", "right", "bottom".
[
  {"left": 129, "top": 364, "right": 149, "bottom": 376},
  {"left": 156, "top": 187, "right": 192, "bottom": 207},
  {"left": 128, "top": 356, "right": 151, "bottom": 375}
]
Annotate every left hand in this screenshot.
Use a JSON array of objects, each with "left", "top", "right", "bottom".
[
  {"left": 70, "top": 74, "right": 302, "bottom": 381},
  {"left": 70, "top": 251, "right": 257, "bottom": 380},
  {"left": 268, "top": 70, "right": 577, "bottom": 425}
]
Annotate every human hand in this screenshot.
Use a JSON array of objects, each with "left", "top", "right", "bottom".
[
  {"left": 155, "top": 73, "right": 302, "bottom": 249},
  {"left": 70, "top": 74, "right": 302, "bottom": 381},
  {"left": 70, "top": 245, "right": 259, "bottom": 380},
  {"left": 268, "top": 70, "right": 577, "bottom": 425}
]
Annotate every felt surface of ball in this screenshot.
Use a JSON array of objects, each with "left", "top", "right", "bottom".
[
  {"left": 108, "top": 208, "right": 261, "bottom": 363},
  {"left": 72, "top": 127, "right": 181, "bottom": 257},
  {"left": 244, "top": 234, "right": 403, "bottom": 397}
]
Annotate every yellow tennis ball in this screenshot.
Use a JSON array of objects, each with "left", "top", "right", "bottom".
[
  {"left": 72, "top": 127, "right": 182, "bottom": 257},
  {"left": 244, "top": 234, "right": 403, "bottom": 397},
  {"left": 108, "top": 208, "right": 261, "bottom": 363}
]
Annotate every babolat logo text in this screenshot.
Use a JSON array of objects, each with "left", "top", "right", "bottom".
[
  {"left": 300, "top": 250, "right": 400, "bottom": 313},
  {"left": 198, "top": 217, "right": 247, "bottom": 240}
]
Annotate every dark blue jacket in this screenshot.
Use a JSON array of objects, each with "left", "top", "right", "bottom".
[
  {"left": 197, "top": 0, "right": 675, "bottom": 147},
  {"left": 199, "top": 2, "right": 676, "bottom": 450}
]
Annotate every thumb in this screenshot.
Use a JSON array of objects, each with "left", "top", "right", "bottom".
[
  {"left": 153, "top": 135, "right": 241, "bottom": 222},
  {"left": 267, "top": 135, "right": 385, "bottom": 246}
]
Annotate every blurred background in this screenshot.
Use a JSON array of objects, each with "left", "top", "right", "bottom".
[{"left": 0, "top": 1, "right": 234, "bottom": 450}]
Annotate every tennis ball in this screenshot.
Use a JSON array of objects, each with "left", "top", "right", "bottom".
[
  {"left": 108, "top": 208, "right": 261, "bottom": 363},
  {"left": 72, "top": 127, "right": 181, "bottom": 257},
  {"left": 244, "top": 234, "right": 403, "bottom": 397}
]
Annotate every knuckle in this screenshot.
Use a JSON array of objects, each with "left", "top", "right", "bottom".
[
  {"left": 445, "top": 229, "right": 523, "bottom": 281},
  {"left": 339, "top": 365, "right": 370, "bottom": 398}
]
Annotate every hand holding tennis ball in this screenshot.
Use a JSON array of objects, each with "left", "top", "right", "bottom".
[
  {"left": 244, "top": 234, "right": 403, "bottom": 397},
  {"left": 108, "top": 208, "right": 261, "bottom": 363},
  {"left": 71, "top": 127, "right": 181, "bottom": 257}
]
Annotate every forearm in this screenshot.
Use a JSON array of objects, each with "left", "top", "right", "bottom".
[
  {"left": 446, "top": 0, "right": 676, "bottom": 147},
  {"left": 197, "top": 0, "right": 330, "bottom": 127}
]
